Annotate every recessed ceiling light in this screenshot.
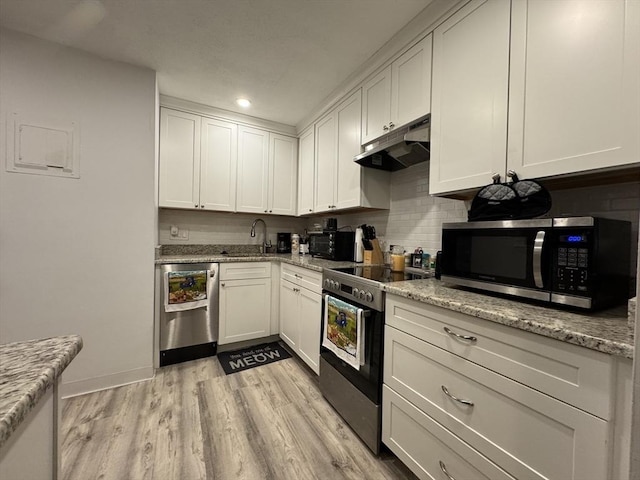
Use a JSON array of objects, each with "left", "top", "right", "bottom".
[{"left": 236, "top": 98, "right": 251, "bottom": 108}]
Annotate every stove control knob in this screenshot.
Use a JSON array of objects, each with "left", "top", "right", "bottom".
[
  {"left": 329, "top": 280, "right": 336, "bottom": 289},
  {"left": 324, "top": 279, "right": 331, "bottom": 289},
  {"left": 334, "top": 281, "right": 341, "bottom": 291},
  {"left": 365, "top": 292, "right": 373, "bottom": 302},
  {"left": 359, "top": 290, "right": 365, "bottom": 300},
  {"left": 353, "top": 288, "right": 359, "bottom": 297}
]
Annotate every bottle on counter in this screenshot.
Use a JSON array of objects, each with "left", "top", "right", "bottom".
[{"left": 291, "top": 234, "right": 300, "bottom": 255}]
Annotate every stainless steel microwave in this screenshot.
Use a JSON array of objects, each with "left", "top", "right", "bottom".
[{"left": 441, "top": 217, "right": 631, "bottom": 310}]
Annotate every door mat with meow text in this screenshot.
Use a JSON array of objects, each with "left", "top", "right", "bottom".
[{"left": 217, "top": 342, "right": 292, "bottom": 375}]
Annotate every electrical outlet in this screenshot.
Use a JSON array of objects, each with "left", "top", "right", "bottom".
[
  {"left": 170, "top": 225, "right": 179, "bottom": 237},
  {"left": 179, "top": 228, "right": 189, "bottom": 240}
]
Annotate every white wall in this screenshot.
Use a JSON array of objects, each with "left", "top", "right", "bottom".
[{"left": 0, "top": 29, "right": 157, "bottom": 396}]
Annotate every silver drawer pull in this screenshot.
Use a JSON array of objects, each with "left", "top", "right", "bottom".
[
  {"left": 441, "top": 385, "right": 474, "bottom": 407},
  {"left": 439, "top": 461, "right": 457, "bottom": 480},
  {"left": 443, "top": 326, "right": 477, "bottom": 343}
]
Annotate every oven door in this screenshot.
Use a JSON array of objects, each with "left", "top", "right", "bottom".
[
  {"left": 441, "top": 220, "right": 553, "bottom": 301},
  {"left": 320, "top": 292, "right": 383, "bottom": 404}
]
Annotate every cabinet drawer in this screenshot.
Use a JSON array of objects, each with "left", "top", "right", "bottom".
[
  {"left": 382, "top": 385, "right": 515, "bottom": 480},
  {"left": 384, "top": 326, "right": 609, "bottom": 480},
  {"left": 385, "top": 295, "right": 613, "bottom": 419},
  {"left": 220, "top": 262, "right": 271, "bottom": 280},
  {"left": 281, "top": 263, "right": 322, "bottom": 293}
]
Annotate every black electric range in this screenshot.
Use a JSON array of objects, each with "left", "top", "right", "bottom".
[{"left": 322, "top": 265, "right": 431, "bottom": 311}]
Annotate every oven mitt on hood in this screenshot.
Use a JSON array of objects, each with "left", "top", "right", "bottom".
[{"left": 468, "top": 171, "right": 551, "bottom": 221}]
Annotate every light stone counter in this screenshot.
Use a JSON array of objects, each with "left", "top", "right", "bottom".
[
  {"left": 384, "top": 278, "right": 634, "bottom": 358},
  {"left": 0, "top": 335, "right": 83, "bottom": 448},
  {"left": 155, "top": 252, "right": 356, "bottom": 272},
  {"left": 156, "top": 246, "right": 634, "bottom": 358}
]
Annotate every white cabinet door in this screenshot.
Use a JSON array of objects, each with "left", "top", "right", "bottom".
[
  {"left": 361, "top": 65, "right": 392, "bottom": 145},
  {"left": 297, "top": 287, "right": 321, "bottom": 375},
  {"left": 314, "top": 111, "right": 337, "bottom": 213},
  {"left": 236, "top": 125, "right": 270, "bottom": 213},
  {"left": 335, "top": 90, "right": 363, "bottom": 210},
  {"left": 391, "top": 34, "right": 433, "bottom": 130},
  {"left": 279, "top": 280, "right": 299, "bottom": 351},
  {"left": 297, "top": 127, "right": 315, "bottom": 215},
  {"left": 219, "top": 277, "right": 271, "bottom": 345},
  {"left": 429, "top": 0, "right": 511, "bottom": 195},
  {"left": 507, "top": 0, "right": 640, "bottom": 179},
  {"left": 200, "top": 118, "right": 237, "bottom": 212},
  {"left": 268, "top": 133, "right": 297, "bottom": 216},
  {"left": 159, "top": 108, "right": 201, "bottom": 209}
]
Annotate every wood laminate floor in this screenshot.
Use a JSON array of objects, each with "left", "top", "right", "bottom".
[{"left": 61, "top": 351, "right": 418, "bottom": 480}]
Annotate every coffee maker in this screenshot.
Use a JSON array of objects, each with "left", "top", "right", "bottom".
[{"left": 277, "top": 233, "right": 292, "bottom": 253}]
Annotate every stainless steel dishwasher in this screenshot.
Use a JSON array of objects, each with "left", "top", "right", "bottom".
[{"left": 158, "top": 263, "right": 219, "bottom": 366}]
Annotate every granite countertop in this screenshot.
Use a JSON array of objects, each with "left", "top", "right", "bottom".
[
  {"left": 156, "top": 252, "right": 357, "bottom": 272},
  {"left": 384, "top": 278, "right": 634, "bottom": 358},
  {"left": 156, "top": 246, "right": 634, "bottom": 359},
  {"left": 0, "top": 335, "right": 83, "bottom": 448}
]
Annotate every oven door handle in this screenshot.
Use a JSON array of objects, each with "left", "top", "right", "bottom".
[{"left": 533, "top": 230, "right": 546, "bottom": 288}]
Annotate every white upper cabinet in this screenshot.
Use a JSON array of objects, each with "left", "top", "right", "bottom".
[
  {"left": 159, "top": 108, "right": 202, "bottom": 209},
  {"left": 160, "top": 108, "right": 238, "bottom": 211},
  {"left": 429, "top": 0, "right": 510, "bottom": 195},
  {"left": 236, "top": 125, "right": 297, "bottom": 215},
  {"left": 314, "top": 111, "right": 337, "bottom": 213},
  {"left": 391, "top": 35, "right": 433, "bottom": 132},
  {"left": 236, "top": 125, "right": 270, "bottom": 213},
  {"left": 200, "top": 118, "right": 238, "bottom": 212},
  {"left": 506, "top": 0, "right": 640, "bottom": 179},
  {"left": 430, "top": 0, "right": 640, "bottom": 195},
  {"left": 335, "top": 90, "right": 365, "bottom": 210},
  {"left": 268, "top": 133, "right": 297, "bottom": 216},
  {"left": 361, "top": 34, "right": 433, "bottom": 145},
  {"left": 315, "top": 89, "right": 390, "bottom": 213},
  {"left": 297, "top": 127, "right": 315, "bottom": 215},
  {"left": 362, "top": 66, "right": 392, "bottom": 145}
]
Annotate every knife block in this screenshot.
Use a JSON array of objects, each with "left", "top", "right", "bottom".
[{"left": 363, "top": 239, "right": 384, "bottom": 265}]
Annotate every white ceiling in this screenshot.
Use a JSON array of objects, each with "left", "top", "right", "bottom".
[{"left": 0, "top": 0, "right": 433, "bottom": 126}]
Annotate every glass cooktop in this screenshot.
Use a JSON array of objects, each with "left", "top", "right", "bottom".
[{"left": 331, "top": 266, "right": 432, "bottom": 283}]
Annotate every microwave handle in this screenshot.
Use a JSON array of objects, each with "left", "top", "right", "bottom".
[{"left": 533, "top": 230, "right": 546, "bottom": 288}]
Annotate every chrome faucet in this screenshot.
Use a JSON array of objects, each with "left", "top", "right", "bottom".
[{"left": 250, "top": 218, "right": 271, "bottom": 253}]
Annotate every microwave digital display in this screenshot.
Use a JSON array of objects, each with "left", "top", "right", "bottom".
[{"left": 560, "top": 234, "right": 586, "bottom": 243}]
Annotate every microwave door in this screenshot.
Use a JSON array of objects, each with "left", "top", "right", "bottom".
[{"left": 441, "top": 227, "right": 552, "bottom": 301}]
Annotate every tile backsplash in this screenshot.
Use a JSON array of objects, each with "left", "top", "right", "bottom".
[
  {"left": 159, "top": 163, "right": 639, "bottom": 277},
  {"left": 158, "top": 209, "right": 307, "bottom": 247}
]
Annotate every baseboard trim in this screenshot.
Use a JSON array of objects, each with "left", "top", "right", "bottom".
[{"left": 61, "top": 366, "right": 155, "bottom": 399}]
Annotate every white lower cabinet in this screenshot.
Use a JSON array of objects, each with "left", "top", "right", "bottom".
[
  {"left": 279, "top": 264, "right": 322, "bottom": 374},
  {"left": 382, "top": 294, "right": 623, "bottom": 480},
  {"left": 382, "top": 386, "right": 515, "bottom": 480},
  {"left": 218, "top": 263, "right": 271, "bottom": 345}
]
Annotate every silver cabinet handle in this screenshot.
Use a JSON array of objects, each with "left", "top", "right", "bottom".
[
  {"left": 533, "top": 230, "right": 546, "bottom": 288},
  {"left": 441, "top": 385, "right": 474, "bottom": 406},
  {"left": 200, "top": 205, "right": 204, "bottom": 208},
  {"left": 220, "top": 283, "right": 225, "bottom": 287},
  {"left": 439, "top": 461, "right": 457, "bottom": 480},
  {"left": 389, "top": 122, "right": 395, "bottom": 129},
  {"left": 443, "top": 326, "right": 477, "bottom": 343}
]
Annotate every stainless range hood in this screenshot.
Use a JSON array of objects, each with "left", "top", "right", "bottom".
[{"left": 354, "top": 114, "right": 430, "bottom": 171}]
